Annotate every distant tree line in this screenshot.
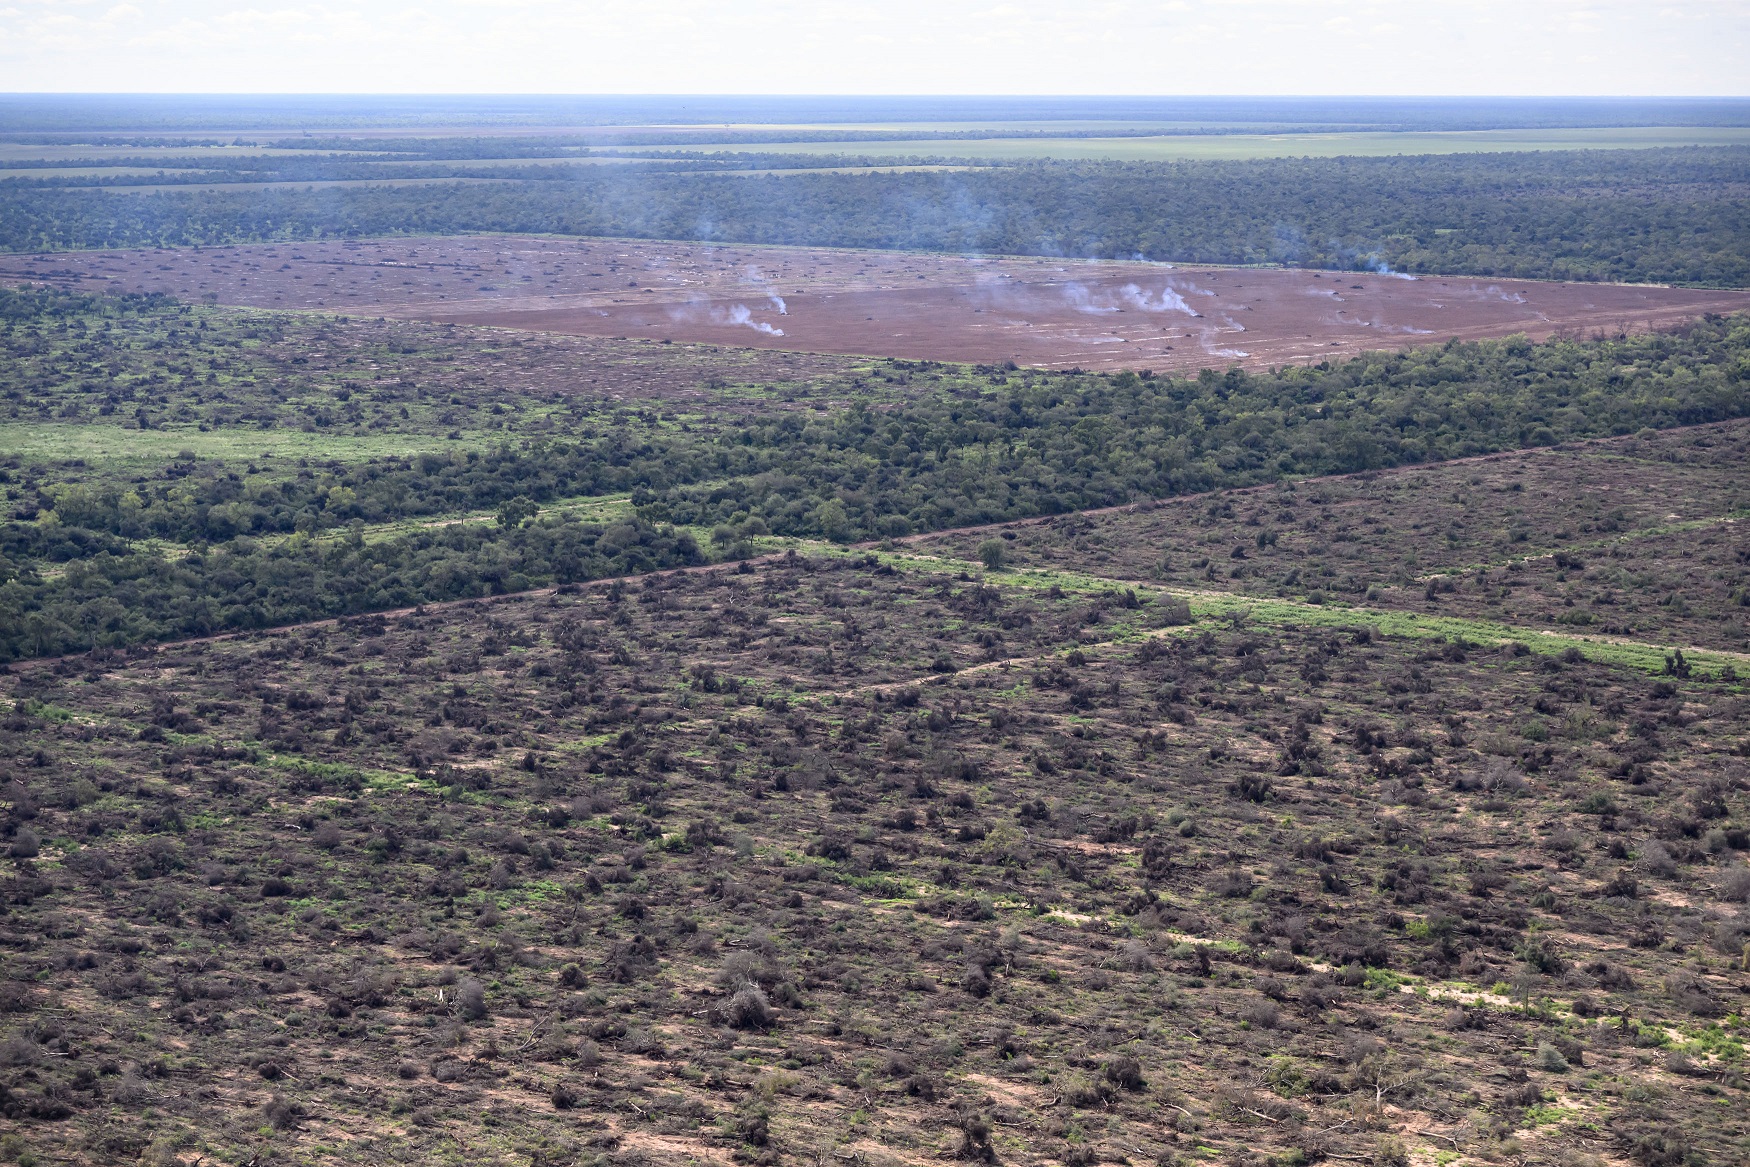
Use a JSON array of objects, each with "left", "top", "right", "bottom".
[{"left": 3, "top": 148, "right": 1747, "bottom": 286}]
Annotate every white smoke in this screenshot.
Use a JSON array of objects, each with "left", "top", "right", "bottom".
[
  {"left": 1059, "top": 281, "right": 1202, "bottom": 317},
  {"left": 1062, "top": 282, "right": 1120, "bottom": 314},
  {"left": 718, "top": 304, "right": 784, "bottom": 336},
  {"left": 1366, "top": 256, "right": 1417, "bottom": 281},
  {"left": 1334, "top": 311, "right": 1432, "bottom": 335},
  {"left": 667, "top": 299, "right": 785, "bottom": 337},
  {"left": 741, "top": 265, "right": 789, "bottom": 315},
  {"left": 1196, "top": 327, "right": 1248, "bottom": 360},
  {"left": 1120, "top": 283, "right": 1199, "bottom": 316}
]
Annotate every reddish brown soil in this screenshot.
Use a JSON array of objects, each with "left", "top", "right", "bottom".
[{"left": 9, "top": 234, "right": 1746, "bottom": 371}]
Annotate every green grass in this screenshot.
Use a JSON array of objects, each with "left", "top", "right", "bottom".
[
  {"left": 803, "top": 543, "right": 1750, "bottom": 682},
  {"left": 16, "top": 125, "right": 1747, "bottom": 177},
  {"left": 632, "top": 126, "right": 1750, "bottom": 163},
  {"left": 0, "top": 422, "right": 472, "bottom": 472},
  {"left": 713, "top": 164, "right": 981, "bottom": 177},
  {"left": 0, "top": 166, "right": 228, "bottom": 180},
  {"left": 622, "top": 119, "right": 1266, "bottom": 136},
  {"left": 297, "top": 490, "right": 639, "bottom": 549},
  {"left": 365, "top": 156, "right": 678, "bottom": 170},
  {"left": 1190, "top": 595, "right": 1748, "bottom": 677},
  {"left": 0, "top": 145, "right": 370, "bottom": 163}
]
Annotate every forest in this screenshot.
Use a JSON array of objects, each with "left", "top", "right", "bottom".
[{"left": 4, "top": 147, "right": 1748, "bottom": 286}]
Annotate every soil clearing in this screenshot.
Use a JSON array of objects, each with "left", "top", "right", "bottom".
[{"left": 9, "top": 234, "right": 1747, "bottom": 371}]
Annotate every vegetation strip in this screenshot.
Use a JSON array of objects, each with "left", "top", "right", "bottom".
[{"left": 2, "top": 285, "right": 1746, "bottom": 662}]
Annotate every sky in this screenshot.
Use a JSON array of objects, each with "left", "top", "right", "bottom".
[{"left": 2, "top": 0, "right": 1747, "bottom": 96}]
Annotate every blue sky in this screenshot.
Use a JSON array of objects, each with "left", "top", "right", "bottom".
[{"left": 3, "top": 0, "right": 1745, "bottom": 95}]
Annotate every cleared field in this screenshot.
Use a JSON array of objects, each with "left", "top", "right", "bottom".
[
  {"left": 0, "top": 166, "right": 225, "bottom": 180},
  {"left": 12, "top": 235, "right": 1747, "bottom": 372},
  {"left": 426, "top": 267, "right": 1750, "bottom": 372},
  {"left": 633, "top": 125, "right": 1750, "bottom": 162},
  {"left": 66, "top": 176, "right": 535, "bottom": 194},
  {"left": 0, "top": 144, "right": 369, "bottom": 162},
  {"left": 913, "top": 421, "right": 1750, "bottom": 655},
  {"left": 5, "top": 424, "right": 1749, "bottom": 1165}
]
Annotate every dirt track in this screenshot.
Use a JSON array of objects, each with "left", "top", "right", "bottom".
[{"left": 10, "top": 234, "right": 1747, "bottom": 372}]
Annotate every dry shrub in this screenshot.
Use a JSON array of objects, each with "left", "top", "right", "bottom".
[
  {"left": 456, "top": 977, "right": 488, "bottom": 1020},
  {"left": 1241, "top": 999, "right": 1282, "bottom": 1029},
  {"left": 263, "top": 1093, "right": 303, "bottom": 1130},
  {"left": 722, "top": 985, "right": 772, "bottom": 1030}
]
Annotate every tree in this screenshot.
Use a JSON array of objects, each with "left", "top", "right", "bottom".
[
  {"left": 977, "top": 539, "right": 1007, "bottom": 570},
  {"left": 497, "top": 495, "right": 539, "bottom": 528}
]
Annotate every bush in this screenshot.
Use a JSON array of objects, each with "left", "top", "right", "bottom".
[
  {"left": 456, "top": 977, "right": 489, "bottom": 1021},
  {"left": 955, "top": 1111, "right": 997, "bottom": 1163},
  {"left": 1241, "top": 999, "right": 1282, "bottom": 1030},
  {"left": 1373, "top": 1136, "right": 1409, "bottom": 1167},
  {"left": 1627, "top": 1124, "right": 1697, "bottom": 1167},
  {"left": 1535, "top": 1041, "right": 1570, "bottom": 1072},
  {"left": 976, "top": 539, "right": 1007, "bottom": 570},
  {"left": 1104, "top": 1055, "right": 1145, "bottom": 1091},
  {"left": 722, "top": 985, "right": 772, "bottom": 1030},
  {"left": 263, "top": 1093, "right": 303, "bottom": 1130}
]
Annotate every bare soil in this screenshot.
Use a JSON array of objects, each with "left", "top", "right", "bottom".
[{"left": 11, "top": 235, "right": 1747, "bottom": 371}]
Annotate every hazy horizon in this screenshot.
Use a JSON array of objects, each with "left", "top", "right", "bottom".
[
  {"left": 3, "top": 1, "right": 1746, "bottom": 97},
  {"left": 5, "top": 94, "right": 1750, "bottom": 137}
]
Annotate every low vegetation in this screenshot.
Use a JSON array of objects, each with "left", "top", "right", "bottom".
[{"left": 1, "top": 492, "right": 1746, "bottom": 1164}]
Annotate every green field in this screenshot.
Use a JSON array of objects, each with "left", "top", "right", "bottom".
[
  {"left": 714, "top": 163, "right": 980, "bottom": 176},
  {"left": 366, "top": 155, "right": 668, "bottom": 169},
  {"left": 0, "top": 143, "right": 369, "bottom": 163},
  {"left": 0, "top": 165, "right": 228, "bottom": 180},
  {"left": 0, "top": 421, "right": 468, "bottom": 472},
  {"left": 624, "top": 125, "right": 1750, "bottom": 162},
  {"left": 11, "top": 124, "right": 1747, "bottom": 182}
]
